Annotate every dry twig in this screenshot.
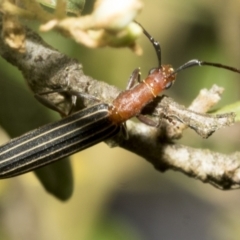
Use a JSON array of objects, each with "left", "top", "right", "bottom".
[{"left": 0, "top": 13, "right": 239, "bottom": 190}]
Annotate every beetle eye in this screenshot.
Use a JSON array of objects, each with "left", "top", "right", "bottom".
[
  {"left": 149, "top": 68, "right": 157, "bottom": 75},
  {"left": 165, "top": 81, "right": 172, "bottom": 89}
]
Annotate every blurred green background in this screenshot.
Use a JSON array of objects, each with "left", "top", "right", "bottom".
[{"left": 0, "top": 0, "right": 240, "bottom": 239}]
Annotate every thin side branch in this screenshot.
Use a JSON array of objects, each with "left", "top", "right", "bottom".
[{"left": 152, "top": 95, "right": 235, "bottom": 139}]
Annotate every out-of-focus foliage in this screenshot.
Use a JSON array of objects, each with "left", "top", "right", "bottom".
[
  {"left": 37, "top": 0, "right": 85, "bottom": 15},
  {"left": 1, "top": 0, "right": 143, "bottom": 52}
]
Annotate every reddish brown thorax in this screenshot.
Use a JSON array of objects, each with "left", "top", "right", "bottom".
[
  {"left": 144, "top": 65, "right": 176, "bottom": 97},
  {"left": 108, "top": 65, "right": 176, "bottom": 125}
]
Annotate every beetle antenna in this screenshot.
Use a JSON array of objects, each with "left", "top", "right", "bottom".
[
  {"left": 169, "top": 59, "right": 240, "bottom": 76},
  {"left": 136, "top": 21, "right": 162, "bottom": 67}
]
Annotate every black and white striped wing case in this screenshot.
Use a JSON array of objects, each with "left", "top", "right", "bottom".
[{"left": 0, "top": 103, "right": 120, "bottom": 178}]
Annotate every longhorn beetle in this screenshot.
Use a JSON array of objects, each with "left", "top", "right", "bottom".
[{"left": 0, "top": 23, "right": 239, "bottom": 178}]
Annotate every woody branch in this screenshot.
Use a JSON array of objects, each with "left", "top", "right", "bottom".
[{"left": 0, "top": 14, "right": 239, "bottom": 190}]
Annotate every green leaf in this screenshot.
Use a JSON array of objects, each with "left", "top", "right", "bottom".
[
  {"left": 212, "top": 101, "right": 240, "bottom": 122},
  {"left": 34, "top": 158, "right": 73, "bottom": 201},
  {"left": 37, "top": 0, "right": 85, "bottom": 15}
]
